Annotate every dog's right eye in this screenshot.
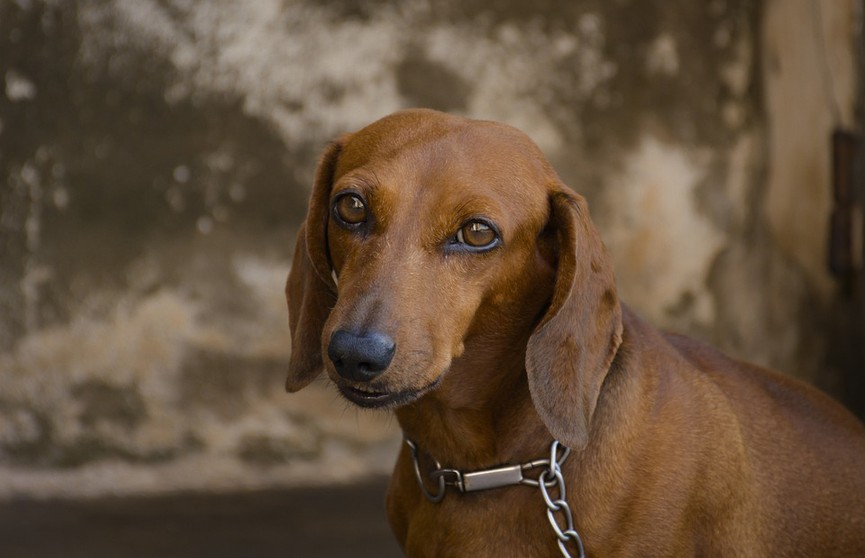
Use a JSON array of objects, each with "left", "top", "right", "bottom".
[
  {"left": 458, "top": 221, "right": 496, "bottom": 248},
  {"left": 333, "top": 194, "right": 368, "bottom": 226},
  {"left": 450, "top": 219, "right": 501, "bottom": 253}
]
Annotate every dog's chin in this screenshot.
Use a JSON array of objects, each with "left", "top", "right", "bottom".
[{"left": 337, "top": 376, "right": 442, "bottom": 409}]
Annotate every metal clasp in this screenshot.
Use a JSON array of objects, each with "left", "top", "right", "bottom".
[
  {"left": 430, "top": 468, "right": 464, "bottom": 491},
  {"left": 461, "top": 464, "right": 525, "bottom": 492}
]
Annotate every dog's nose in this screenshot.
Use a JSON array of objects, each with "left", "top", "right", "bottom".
[{"left": 328, "top": 330, "right": 395, "bottom": 382}]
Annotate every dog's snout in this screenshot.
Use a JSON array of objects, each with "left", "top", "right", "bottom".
[{"left": 328, "top": 330, "right": 395, "bottom": 382}]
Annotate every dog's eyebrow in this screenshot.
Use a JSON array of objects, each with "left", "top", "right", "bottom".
[
  {"left": 450, "top": 198, "right": 505, "bottom": 227},
  {"left": 331, "top": 172, "right": 378, "bottom": 197},
  {"left": 449, "top": 193, "right": 497, "bottom": 213}
]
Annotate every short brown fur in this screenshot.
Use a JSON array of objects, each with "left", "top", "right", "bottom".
[{"left": 286, "top": 109, "right": 865, "bottom": 557}]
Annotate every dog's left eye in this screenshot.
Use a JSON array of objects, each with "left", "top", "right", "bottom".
[
  {"left": 333, "top": 194, "right": 368, "bottom": 226},
  {"left": 456, "top": 220, "right": 499, "bottom": 250}
]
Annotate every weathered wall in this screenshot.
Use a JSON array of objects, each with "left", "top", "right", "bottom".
[{"left": 0, "top": 0, "right": 860, "bottom": 498}]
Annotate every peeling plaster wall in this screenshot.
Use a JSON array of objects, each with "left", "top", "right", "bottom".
[
  {"left": 764, "top": 0, "right": 859, "bottom": 298},
  {"left": 0, "top": 0, "right": 860, "bottom": 498}
]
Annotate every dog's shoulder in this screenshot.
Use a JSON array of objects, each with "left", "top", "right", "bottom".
[{"left": 663, "top": 330, "right": 865, "bottom": 441}]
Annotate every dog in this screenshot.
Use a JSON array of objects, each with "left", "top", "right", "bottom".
[{"left": 285, "top": 109, "right": 865, "bottom": 557}]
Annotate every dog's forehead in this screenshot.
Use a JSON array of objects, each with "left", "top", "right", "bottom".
[
  {"left": 336, "top": 111, "right": 552, "bottom": 217},
  {"left": 340, "top": 111, "right": 546, "bottom": 171}
]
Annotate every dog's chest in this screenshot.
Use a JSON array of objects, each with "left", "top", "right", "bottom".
[{"left": 394, "top": 483, "right": 564, "bottom": 557}]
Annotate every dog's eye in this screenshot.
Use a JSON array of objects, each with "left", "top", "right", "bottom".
[
  {"left": 457, "top": 220, "right": 498, "bottom": 249},
  {"left": 334, "top": 194, "right": 368, "bottom": 225}
]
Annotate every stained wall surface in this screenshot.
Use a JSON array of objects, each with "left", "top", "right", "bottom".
[{"left": 0, "top": 0, "right": 860, "bottom": 497}]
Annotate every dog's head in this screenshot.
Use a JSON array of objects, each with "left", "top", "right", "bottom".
[{"left": 286, "top": 109, "right": 622, "bottom": 450}]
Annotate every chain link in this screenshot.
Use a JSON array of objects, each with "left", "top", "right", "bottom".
[{"left": 539, "top": 441, "right": 585, "bottom": 558}]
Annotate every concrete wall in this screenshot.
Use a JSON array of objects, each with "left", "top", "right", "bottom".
[{"left": 0, "top": 0, "right": 860, "bottom": 497}]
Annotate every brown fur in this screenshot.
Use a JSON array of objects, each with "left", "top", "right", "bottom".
[{"left": 286, "top": 109, "right": 865, "bottom": 556}]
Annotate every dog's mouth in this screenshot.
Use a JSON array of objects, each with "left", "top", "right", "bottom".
[{"left": 337, "top": 376, "right": 442, "bottom": 409}]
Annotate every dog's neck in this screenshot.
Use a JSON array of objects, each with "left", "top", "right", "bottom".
[{"left": 394, "top": 332, "right": 552, "bottom": 470}]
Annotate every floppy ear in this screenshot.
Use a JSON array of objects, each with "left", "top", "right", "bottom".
[
  {"left": 526, "top": 187, "right": 623, "bottom": 450},
  {"left": 285, "top": 138, "right": 347, "bottom": 392}
]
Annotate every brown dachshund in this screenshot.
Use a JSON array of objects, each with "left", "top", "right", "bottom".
[{"left": 286, "top": 109, "right": 865, "bottom": 557}]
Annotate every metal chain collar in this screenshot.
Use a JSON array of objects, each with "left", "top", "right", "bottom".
[{"left": 405, "top": 438, "right": 586, "bottom": 558}]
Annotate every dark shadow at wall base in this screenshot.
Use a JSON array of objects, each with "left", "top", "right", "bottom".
[
  {"left": 0, "top": 477, "right": 402, "bottom": 558},
  {"left": 829, "top": 289, "right": 865, "bottom": 423}
]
